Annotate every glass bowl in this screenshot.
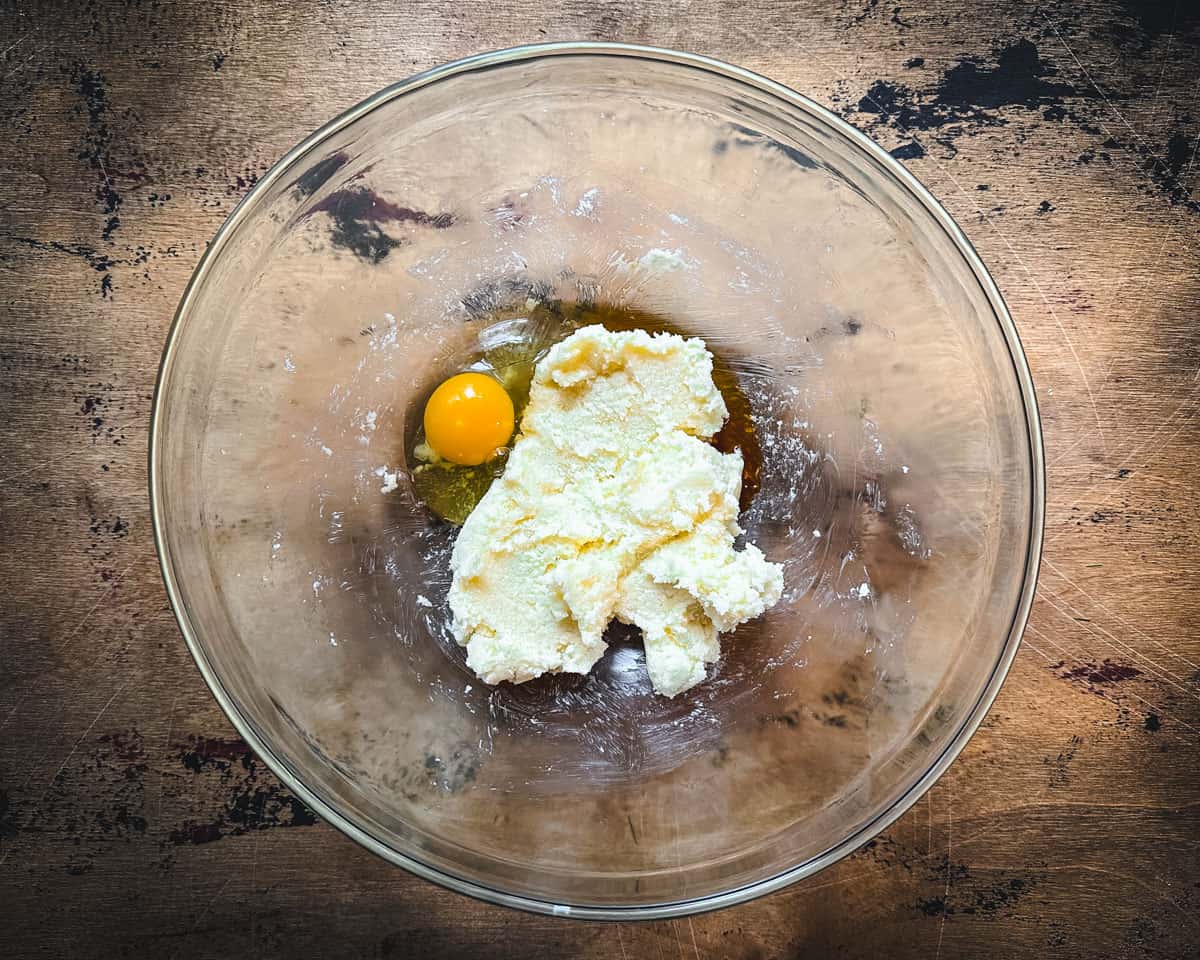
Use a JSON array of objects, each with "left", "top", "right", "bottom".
[{"left": 150, "top": 43, "right": 1043, "bottom": 918}]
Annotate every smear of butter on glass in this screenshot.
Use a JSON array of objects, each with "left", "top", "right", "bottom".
[{"left": 447, "top": 325, "right": 783, "bottom": 697}]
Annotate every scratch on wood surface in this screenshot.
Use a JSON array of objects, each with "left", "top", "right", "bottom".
[
  {"left": 957, "top": 799, "right": 1200, "bottom": 856},
  {"left": 0, "top": 31, "right": 36, "bottom": 82},
  {"left": 686, "top": 917, "right": 701, "bottom": 960},
  {"left": 671, "top": 918, "right": 685, "bottom": 959},
  {"left": 1110, "top": 386, "right": 1200, "bottom": 468},
  {"left": 616, "top": 925, "right": 630, "bottom": 960},
  {"left": 0, "top": 31, "right": 31, "bottom": 59},
  {"left": 1183, "top": 131, "right": 1200, "bottom": 188},
  {"left": 1026, "top": 625, "right": 1200, "bottom": 734},
  {"left": 1052, "top": 16, "right": 1200, "bottom": 376},
  {"left": 795, "top": 869, "right": 886, "bottom": 897},
  {"left": 0, "top": 448, "right": 77, "bottom": 485},
  {"left": 1044, "top": 559, "right": 1200, "bottom": 673},
  {"left": 1039, "top": 587, "right": 1200, "bottom": 697},
  {"left": 0, "top": 678, "right": 131, "bottom": 867},
  {"left": 934, "top": 784, "right": 951, "bottom": 960},
  {"left": 1049, "top": 863, "right": 1199, "bottom": 922},
  {"left": 249, "top": 830, "right": 262, "bottom": 958},
  {"left": 1046, "top": 430, "right": 1090, "bottom": 470},
  {"left": 39, "top": 680, "right": 130, "bottom": 791},
  {"left": 1147, "top": 34, "right": 1175, "bottom": 129},
  {"left": 1124, "top": 467, "right": 1200, "bottom": 493},
  {"left": 1104, "top": 122, "right": 1200, "bottom": 334},
  {"left": 0, "top": 559, "right": 136, "bottom": 734},
  {"left": 1045, "top": 382, "right": 1200, "bottom": 546},
  {"left": 174, "top": 876, "right": 233, "bottom": 953},
  {"left": 927, "top": 790, "right": 933, "bottom": 856},
  {"left": 156, "top": 696, "right": 178, "bottom": 824},
  {"left": 1042, "top": 14, "right": 1199, "bottom": 204}
]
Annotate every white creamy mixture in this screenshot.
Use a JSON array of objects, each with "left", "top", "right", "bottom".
[{"left": 448, "top": 325, "right": 784, "bottom": 696}]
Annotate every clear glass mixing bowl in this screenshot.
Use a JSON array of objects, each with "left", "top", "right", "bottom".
[{"left": 150, "top": 43, "right": 1043, "bottom": 918}]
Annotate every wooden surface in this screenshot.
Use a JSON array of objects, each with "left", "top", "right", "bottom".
[{"left": 2, "top": 1, "right": 1199, "bottom": 957}]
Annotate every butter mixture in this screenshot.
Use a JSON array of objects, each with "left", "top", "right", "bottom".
[{"left": 448, "top": 325, "right": 784, "bottom": 696}]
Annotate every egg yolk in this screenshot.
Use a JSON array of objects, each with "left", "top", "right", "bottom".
[{"left": 423, "top": 372, "right": 515, "bottom": 466}]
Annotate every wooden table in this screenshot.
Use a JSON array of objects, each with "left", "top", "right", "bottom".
[{"left": 2, "top": 2, "right": 1197, "bottom": 957}]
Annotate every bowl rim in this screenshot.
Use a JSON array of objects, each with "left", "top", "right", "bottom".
[{"left": 149, "top": 40, "right": 1045, "bottom": 921}]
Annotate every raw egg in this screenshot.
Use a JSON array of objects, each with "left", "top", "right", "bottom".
[{"left": 423, "top": 372, "right": 515, "bottom": 466}]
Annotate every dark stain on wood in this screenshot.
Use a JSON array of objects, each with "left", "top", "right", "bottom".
[
  {"left": 170, "top": 736, "right": 318, "bottom": 844},
  {"left": 1058, "top": 659, "right": 1143, "bottom": 685},
  {"left": 855, "top": 39, "right": 1092, "bottom": 135},
  {"left": 292, "top": 151, "right": 350, "bottom": 198},
  {"left": 310, "top": 186, "right": 455, "bottom": 262}
]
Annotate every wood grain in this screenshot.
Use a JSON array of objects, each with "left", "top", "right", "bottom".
[{"left": 2, "top": 1, "right": 1198, "bottom": 957}]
